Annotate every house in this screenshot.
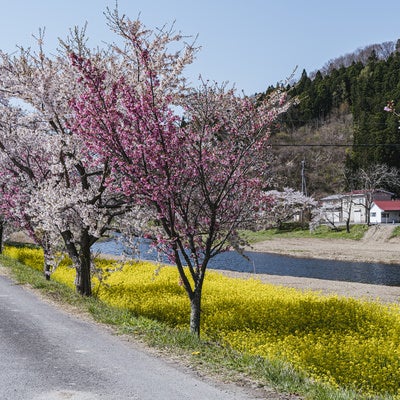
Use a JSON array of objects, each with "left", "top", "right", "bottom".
[
  {"left": 320, "top": 190, "right": 394, "bottom": 224},
  {"left": 319, "top": 194, "right": 343, "bottom": 224},
  {"left": 370, "top": 200, "right": 400, "bottom": 224}
]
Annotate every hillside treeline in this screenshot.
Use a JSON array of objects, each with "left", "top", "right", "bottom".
[{"left": 264, "top": 39, "right": 400, "bottom": 198}]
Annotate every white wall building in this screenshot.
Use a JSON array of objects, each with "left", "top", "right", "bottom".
[
  {"left": 320, "top": 190, "right": 394, "bottom": 224},
  {"left": 370, "top": 200, "right": 400, "bottom": 224}
]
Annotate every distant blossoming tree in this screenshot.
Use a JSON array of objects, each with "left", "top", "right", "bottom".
[
  {"left": 69, "top": 12, "right": 288, "bottom": 335},
  {"left": 262, "top": 188, "right": 317, "bottom": 229}
]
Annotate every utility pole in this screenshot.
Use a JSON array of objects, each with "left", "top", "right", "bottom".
[
  {"left": 301, "top": 159, "right": 307, "bottom": 196},
  {"left": 300, "top": 159, "right": 307, "bottom": 225}
]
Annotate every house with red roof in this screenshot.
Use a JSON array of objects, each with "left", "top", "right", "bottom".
[{"left": 370, "top": 200, "right": 400, "bottom": 224}]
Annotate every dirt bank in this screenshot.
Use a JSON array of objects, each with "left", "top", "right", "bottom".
[{"left": 249, "top": 224, "right": 400, "bottom": 265}]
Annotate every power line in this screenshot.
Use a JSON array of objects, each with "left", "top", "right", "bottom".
[{"left": 270, "top": 143, "right": 400, "bottom": 147}]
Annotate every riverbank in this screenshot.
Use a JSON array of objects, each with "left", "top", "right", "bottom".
[
  {"left": 248, "top": 224, "right": 400, "bottom": 265},
  {"left": 230, "top": 225, "right": 400, "bottom": 304},
  {"left": 218, "top": 269, "right": 400, "bottom": 304}
]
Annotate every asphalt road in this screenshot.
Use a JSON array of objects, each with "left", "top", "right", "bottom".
[{"left": 0, "top": 274, "right": 259, "bottom": 400}]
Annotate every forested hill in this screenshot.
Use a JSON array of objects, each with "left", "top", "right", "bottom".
[{"left": 263, "top": 39, "right": 400, "bottom": 198}]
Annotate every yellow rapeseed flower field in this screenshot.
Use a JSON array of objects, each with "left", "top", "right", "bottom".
[{"left": 5, "top": 246, "right": 400, "bottom": 397}]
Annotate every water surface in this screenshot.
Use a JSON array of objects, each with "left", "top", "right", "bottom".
[{"left": 92, "top": 239, "right": 400, "bottom": 286}]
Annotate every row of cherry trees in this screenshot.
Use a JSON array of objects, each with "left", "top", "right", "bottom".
[{"left": 0, "top": 9, "right": 299, "bottom": 335}]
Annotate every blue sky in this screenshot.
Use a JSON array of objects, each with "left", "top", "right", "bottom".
[{"left": 1, "top": 0, "right": 400, "bottom": 94}]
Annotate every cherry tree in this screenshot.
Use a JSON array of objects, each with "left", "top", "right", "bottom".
[
  {"left": 69, "top": 13, "right": 288, "bottom": 335},
  {"left": 261, "top": 187, "right": 317, "bottom": 229},
  {"left": 0, "top": 28, "right": 128, "bottom": 295},
  {"left": 0, "top": 99, "right": 59, "bottom": 275}
]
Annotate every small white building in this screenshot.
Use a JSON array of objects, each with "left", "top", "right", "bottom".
[{"left": 370, "top": 200, "right": 400, "bottom": 224}]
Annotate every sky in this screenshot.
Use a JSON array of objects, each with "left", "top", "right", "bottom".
[{"left": 1, "top": 0, "right": 400, "bottom": 95}]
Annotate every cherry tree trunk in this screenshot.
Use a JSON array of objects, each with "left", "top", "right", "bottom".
[
  {"left": 61, "top": 229, "right": 92, "bottom": 296},
  {"left": 189, "top": 287, "right": 202, "bottom": 336},
  {"left": 43, "top": 246, "right": 53, "bottom": 281},
  {"left": 188, "top": 262, "right": 208, "bottom": 336},
  {"left": 76, "top": 233, "right": 92, "bottom": 297},
  {"left": 190, "top": 293, "right": 201, "bottom": 336},
  {"left": 0, "top": 219, "right": 3, "bottom": 254}
]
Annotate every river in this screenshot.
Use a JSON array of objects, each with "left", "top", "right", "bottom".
[{"left": 92, "top": 238, "right": 400, "bottom": 286}]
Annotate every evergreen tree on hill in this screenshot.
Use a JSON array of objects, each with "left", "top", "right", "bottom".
[{"left": 267, "top": 39, "right": 400, "bottom": 197}]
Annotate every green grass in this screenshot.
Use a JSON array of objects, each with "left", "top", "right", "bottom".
[
  {"left": 243, "top": 224, "right": 369, "bottom": 243},
  {"left": 389, "top": 226, "right": 400, "bottom": 239},
  {"left": 0, "top": 250, "right": 396, "bottom": 400}
]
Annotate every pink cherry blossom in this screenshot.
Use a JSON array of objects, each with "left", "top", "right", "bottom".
[{"left": 70, "top": 16, "right": 288, "bottom": 334}]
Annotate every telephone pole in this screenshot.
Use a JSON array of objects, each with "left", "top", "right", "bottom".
[{"left": 301, "top": 159, "right": 307, "bottom": 196}]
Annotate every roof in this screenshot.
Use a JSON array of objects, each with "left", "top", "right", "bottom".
[
  {"left": 321, "top": 189, "right": 394, "bottom": 202},
  {"left": 342, "top": 189, "right": 394, "bottom": 196},
  {"left": 373, "top": 200, "right": 400, "bottom": 211},
  {"left": 320, "top": 194, "right": 342, "bottom": 201}
]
